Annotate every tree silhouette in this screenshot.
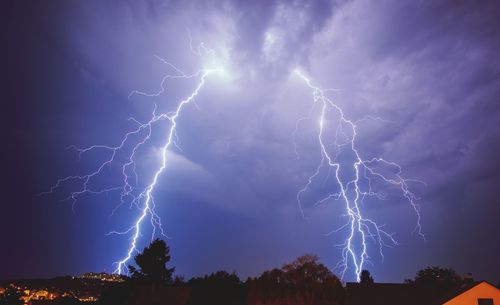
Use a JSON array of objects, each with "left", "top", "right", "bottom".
[
  {"left": 248, "top": 254, "right": 344, "bottom": 305},
  {"left": 359, "top": 270, "right": 374, "bottom": 285},
  {"left": 413, "top": 266, "right": 462, "bottom": 288},
  {"left": 188, "top": 271, "right": 244, "bottom": 305},
  {"left": 128, "top": 238, "right": 175, "bottom": 284},
  {"left": 407, "top": 266, "right": 463, "bottom": 304}
]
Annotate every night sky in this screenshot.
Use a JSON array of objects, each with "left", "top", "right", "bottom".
[{"left": 1, "top": 0, "right": 499, "bottom": 283}]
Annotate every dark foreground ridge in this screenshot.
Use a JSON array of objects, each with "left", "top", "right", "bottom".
[{"left": 1, "top": 239, "right": 498, "bottom": 305}]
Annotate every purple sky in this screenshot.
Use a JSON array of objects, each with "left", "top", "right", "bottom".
[{"left": 1, "top": 0, "right": 499, "bottom": 283}]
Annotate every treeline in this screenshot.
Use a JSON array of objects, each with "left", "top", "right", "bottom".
[
  {"left": 0, "top": 239, "right": 481, "bottom": 305},
  {"left": 99, "top": 239, "right": 344, "bottom": 305},
  {"left": 94, "top": 239, "right": 470, "bottom": 305}
]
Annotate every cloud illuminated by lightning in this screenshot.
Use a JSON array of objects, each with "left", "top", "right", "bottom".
[
  {"left": 293, "top": 70, "right": 425, "bottom": 282},
  {"left": 42, "top": 40, "right": 223, "bottom": 274},
  {"left": 41, "top": 28, "right": 422, "bottom": 281}
]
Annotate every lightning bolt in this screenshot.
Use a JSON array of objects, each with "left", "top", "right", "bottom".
[
  {"left": 293, "top": 70, "right": 425, "bottom": 282},
  {"left": 42, "top": 40, "right": 223, "bottom": 274},
  {"left": 40, "top": 32, "right": 421, "bottom": 281}
]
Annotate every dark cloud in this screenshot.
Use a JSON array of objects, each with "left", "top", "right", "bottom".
[{"left": 1, "top": 0, "right": 499, "bottom": 283}]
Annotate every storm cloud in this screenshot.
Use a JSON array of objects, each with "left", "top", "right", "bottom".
[{"left": 1, "top": 0, "right": 499, "bottom": 282}]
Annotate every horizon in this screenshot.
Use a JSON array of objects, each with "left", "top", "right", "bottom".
[{"left": 1, "top": 253, "right": 492, "bottom": 285}]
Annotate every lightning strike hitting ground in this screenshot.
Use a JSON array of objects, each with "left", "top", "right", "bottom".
[
  {"left": 41, "top": 36, "right": 421, "bottom": 281},
  {"left": 293, "top": 70, "right": 425, "bottom": 282},
  {"left": 43, "top": 43, "right": 223, "bottom": 274}
]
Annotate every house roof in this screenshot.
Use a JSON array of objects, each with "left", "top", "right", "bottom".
[
  {"left": 434, "top": 281, "right": 500, "bottom": 305},
  {"left": 345, "top": 281, "right": 499, "bottom": 305}
]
